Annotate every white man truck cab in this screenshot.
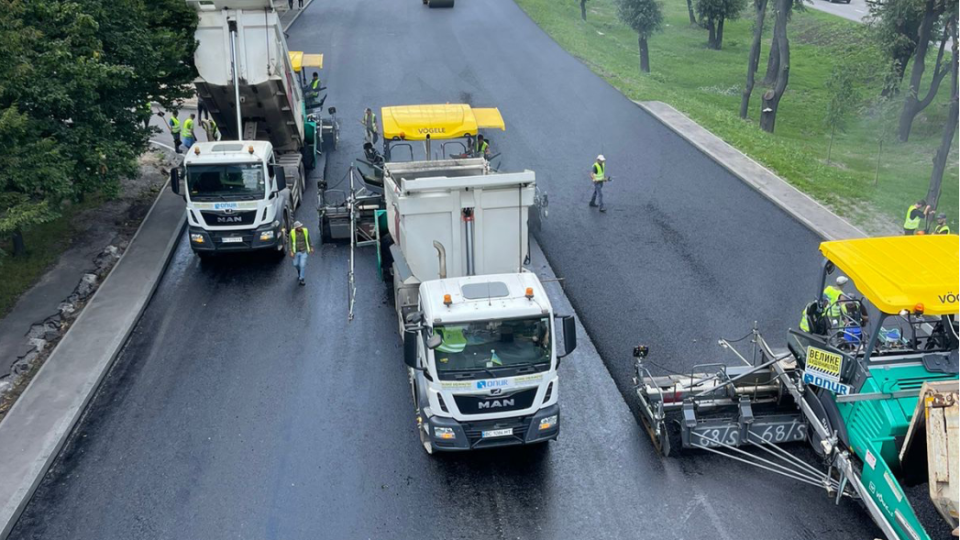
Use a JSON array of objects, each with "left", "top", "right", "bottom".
[
  {"left": 403, "top": 274, "right": 576, "bottom": 452},
  {"left": 172, "top": 141, "right": 296, "bottom": 256}
]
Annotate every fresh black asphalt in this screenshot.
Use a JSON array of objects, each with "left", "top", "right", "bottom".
[{"left": 11, "top": 1, "right": 885, "bottom": 538}]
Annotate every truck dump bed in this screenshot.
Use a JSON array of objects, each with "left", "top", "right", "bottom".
[
  {"left": 189, "top": 0, "right": 305, "bottom": 152},
  {"left": 383, "top": 159, "right": 535, "bottom": 282},
  {"left": 900, "top": 381, "right": 959, "bottom": 533}
]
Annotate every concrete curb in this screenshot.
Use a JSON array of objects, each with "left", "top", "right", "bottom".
[
  {"left": 0, "top": 185, "right": 186, "bottom": 539},
  {"left": 635, "top": 101, "right": 866, "bottom": 241}
]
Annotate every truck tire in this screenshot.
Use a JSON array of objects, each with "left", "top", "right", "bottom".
[
  {"left": 379, "top": 233, "right": 394, "bottom": 283},
  {"left": 319, "top": 214, "right": 333, "bottom": 244}
]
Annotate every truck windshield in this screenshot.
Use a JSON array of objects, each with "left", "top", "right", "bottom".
[
  {"left": 187, "top": 164, "right": 265, "bottom": 200},
  {"left": 432, "top": 317, "right": 551, "bottom": 372}
]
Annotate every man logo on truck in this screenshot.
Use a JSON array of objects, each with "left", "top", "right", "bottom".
[
  {"left": 478, "top": 399, "right": 514, "bottom": 409},
  {"left": 216, "top": 216, "right": 243, "bottom": 223}
]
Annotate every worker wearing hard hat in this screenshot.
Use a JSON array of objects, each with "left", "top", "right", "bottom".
[
  {"left": 823, "top": 276, "right": 849, "bottom": 321},
  {"left": 934, "top": 213, "right": 951, "bottom": 234},
  {"left": 589, "top": 154, "right": 608, "bottom": 213}
]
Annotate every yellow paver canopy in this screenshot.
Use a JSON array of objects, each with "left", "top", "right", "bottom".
[
  {"left": 820, "top": 235, "right": 959, "bottom": 316},
  {"left": 288, "top": 51, "right": 323, "bottom": 72},
  {"left": 381, "top": 104, "right": 505, "bottom": 141}
]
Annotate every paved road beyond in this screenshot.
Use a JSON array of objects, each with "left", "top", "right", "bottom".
[{"left": 12, "top": 1, "right": 883, "bottom": 539}]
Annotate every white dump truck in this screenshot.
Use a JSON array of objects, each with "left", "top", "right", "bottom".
[
  {"left": 171, "top": 0, "right": 335, "bottom": 257},
  {"left": 366, "top": 105, "right": 576, "bottom": 453}
]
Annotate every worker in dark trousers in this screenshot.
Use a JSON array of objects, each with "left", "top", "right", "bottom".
[
  {"left": 589, "top": 154, "right": 607, "bottom": 212},
  {"left": 903, "top": 199, "right": 930, "bottom": 235},
  {"left": 157, "top": 111, "right": 182, "bottom": 153},
  {"left": 361, "top": 107, "right": 378, "bottom": 145},
  {"left": 289, "top": 221, "right": 313, "bottom": 286},
  {"left": 934, "top": 213, "right": 951, "bottom": 234}
]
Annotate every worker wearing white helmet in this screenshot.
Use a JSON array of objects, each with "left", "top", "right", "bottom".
[
  {"left": 589, "top": 154, "right": 608, "bottom": 213},
  {"left": 823, "top": 276, "right": 849, "bottom": 319}
]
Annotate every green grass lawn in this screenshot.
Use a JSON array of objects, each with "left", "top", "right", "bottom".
[{"left": 516, "top": 0, "right": 958, "bottom": 234}]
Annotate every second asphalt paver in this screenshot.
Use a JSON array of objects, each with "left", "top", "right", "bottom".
[{"left": 11, "top": 0, "right": 885, "bottom": 538}]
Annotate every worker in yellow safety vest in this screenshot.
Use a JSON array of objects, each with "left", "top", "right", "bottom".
[
  {"left": 474, "top": 134, "right": 489, "bottom": 158},
  {"left": 289, "top": 220, "right": 313, "bottom": 286},
  {"left": 822, "top": 276, "right": 849, "bottom": 320},
  {"left": 934, "top": 213, "right": 951, "bottom": 234},
  {"left": 182, "top": 113, "right": 197, "bottom": 150},
  {"left": 903, "top": 200, "right": 929, "bottom": 235},
  {"left": 589, "top": 154, "right": 607, "bottom": 213}
]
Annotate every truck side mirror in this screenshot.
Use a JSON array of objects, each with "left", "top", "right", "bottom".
[
  {"left": 558, "top": 315, "right": 577, "bottom": 358},
  {"left": 427, "top": 333, "right": 442, "bottom": 350},
  {"left": 403, "top": 330, "right": 419, "bottom": 369},
  {"left": 273, "top": 166, "right": 287, "bottom": 191},
  {"left": 170, "top": 168, "right": 181, "bottom": 195}
]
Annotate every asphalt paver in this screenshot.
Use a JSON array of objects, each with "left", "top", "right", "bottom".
[{"left": 11, "top": 1, "right": 890, "bottom": 539}]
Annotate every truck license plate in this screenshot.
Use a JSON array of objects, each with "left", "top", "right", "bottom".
[
  {"left": 482, "top": 428, "right": 513, "bottom": 438},
  {"left": 221, "top": 237, "right": 243, "bottom": 243}
]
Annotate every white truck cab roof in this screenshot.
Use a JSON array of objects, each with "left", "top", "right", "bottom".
[
  {"left": 183, "top": 141, "right": 273, "bottom": 166},
  {"left": 421, "top": 273, "right": 551, "bottom": 325}
]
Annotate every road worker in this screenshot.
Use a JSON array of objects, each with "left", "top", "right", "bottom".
[
  {"left": 903, "top": 199, "right": 930, "bottom": 235},
  {"left": 306, "top": 72, "right": 321, "bottom": 103},
  {"left": 589, "top": 154, "right": 607, "bottom": 213},
  {"left": 934, "top": 213, "right": 951, "bottom": 234},
  {"left": 289, "top": 220, "right": 313, "bottom": 286},
  {"left": 182, "top": 113, "right": 197, "bottom": 150},
  {"left": 201, "top": 117, "right": 220, "bottom": 141},
  {"left": 158, "top": 111, "right": 182, "bottom": 153},
  {"left": 822, "top": 276, "right": 849, "bottom": 322},
  {"left": 474, "top": 134, "right": 489, "bottom": 158},
  {"left": 361, "top": 107, "right": 378, "bottom": 145}
]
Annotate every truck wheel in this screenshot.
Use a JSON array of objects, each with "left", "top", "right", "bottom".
[{"left": 320, "top": 215, "right": 333, "bottom": 244}]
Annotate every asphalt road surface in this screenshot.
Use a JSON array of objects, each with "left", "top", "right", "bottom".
[
  {"left": 807, "top": 0, "right": 873, "bottom": 23},
  {"left": 12, "top": 1, "right": 891, "bottom": 539}
]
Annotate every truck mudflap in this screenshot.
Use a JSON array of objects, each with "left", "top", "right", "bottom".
[{"left": 424, "top": 404, "right": 559, "bottom": 452}]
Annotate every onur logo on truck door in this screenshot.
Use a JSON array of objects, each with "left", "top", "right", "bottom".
[{"left": 478, "top": 399, "right": 515, "bottom": 409}]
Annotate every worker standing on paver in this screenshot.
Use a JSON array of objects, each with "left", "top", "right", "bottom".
[
  {"left": 158, "top": 111, "right": 182, "bottom": 153},
  {"left": 361, "top": 107, "right": 378, "bottom": 145},
  {"left": 289, "top": 220, "right": 313, "bottom": 286},
  {"left": 589, "top": 154, "right": 607, "bottom": 213},
  {"left": 182, "top": 113, "right": 197, "bottom": 150},
  {"left": 307, "top": 72, "right": 321, "bottom": 104},
  {"left": 903, "top": 199, "right": 930, "bottom": 235},
  {"left": 934, "top": 213, "right": 951, "bottom": 234},
  {"left": 823, "top": 275, "right": 848, "bottom": 322},
  {"left": 474, "top": 134, "right": 489, "bottom": 159}
]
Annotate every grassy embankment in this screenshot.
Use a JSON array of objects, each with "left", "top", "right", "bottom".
[{"left": 516, "top": 0, "right": 958, "bottom": 234}]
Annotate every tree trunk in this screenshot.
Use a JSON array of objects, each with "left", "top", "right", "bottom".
[
  {"left": 639, "top": 35, "right": 650, "bottom": 73},
  {"left": 926, "top": 36, "right": 958, "bottom": 209},
  {"left": 707, "top": 18, "right": 717, "bottom": 48},
  {"left": 741, "top": 0, "right": 768, "bottom": 119},
  {"left": 686, "top": 0, "right": 698, "bottom": 25},
  {"left": 763, "top": 24, "right": 780, "bottom": 85},
  {"left": 897, "top": 3, "right": 948, "bottom": 142},
  {"left": 880, "top": 55, "right": 908, "bottom": 97},
  {"left": 580, "top": 0, "right": 587, "bottom": 21},
  {"left": 12, "top": 229, "right": 25, "bottom": 257},
  {"left": 760, "top": 0, "right": 791, "bottom": 133},
  {"left": 716, "top": 17, "right": 725, "bottom": 49}
]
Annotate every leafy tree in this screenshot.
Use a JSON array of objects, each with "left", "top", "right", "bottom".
[
  {"left": 759, "top": 0, "right": 793, "bottom": 132},
  {"left": 696, "top": 0, "right": 747, "bottom": 49},
  {"left": 618, "top": 0, "right": 665, "bottom": 73},
  {"left": 0, "top": 0, "right": 197, "bottom": 255},
  {"left": 897, "top": 0, "right": 954, "bottom": 141},
  {"left": 823, "top": 65, "right": 861, "bottom": 164},
  {"left": 686, "top": 0, "right": 698, "bottom": 25},
  {"left": 868, "top": 0, "right": 924, "bottom": 96},
  {"left": 740, "top": 0, "right": 769, "bottom": 118},
  {"left": 925, "top": 20, "right": 958, "bottom": 209}
]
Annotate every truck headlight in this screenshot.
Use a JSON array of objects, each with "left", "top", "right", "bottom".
[
  {"left": 434, "top": 426, "right": 456, "bottom": 440},
  {"left": 539, "top": 415, "right": 558, "bottom": 431},
  {"left": 260, "top": 230, "right": 275, "bottom": 241},
  {"left": 190, "top": 233, "right": 205, "bottom": 244}
]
